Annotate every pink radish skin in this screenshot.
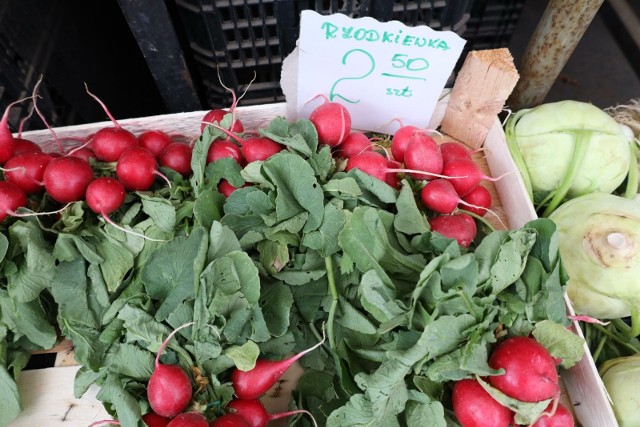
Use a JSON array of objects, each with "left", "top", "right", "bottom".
[
  {"left": 43, "top": 156, "right": 94, "bottom": 203},
  {"left": 210, "top": 414, "right": 251, "bottom": 427},
  {"left": 68, "top": 147, "right": 96, "bottom": 163},
  {"left": 139, "top": 130, "right": 174, "bottom": 157},
  {"left": 85, "top": 177, "right": 126, "bottom": 216},
  {"left": 443, "top": 158, "right": 509, "bottom": 197},
  {"left": 148, "top": 323, "right": 194, "bottom": 418},
  {"left": 201, "top": 108, "right": 244, "bottom": 134},
  {"left": 231, "top": 335, "right": 325, "bottom": 400},
  {"left": 116, "top": 147, "right": 168, "bottom": 191},
  {"left": 429, "top": 213, "right": 477, "bottom": 247},
  {"left": 460, "top": 185, "right": 492, "bottom": 217},
  {"left": 346, "top": 151, "right": 449, "bottom": 188},
  {"left": 142, "top": 411, "right": 171, "bottom": 427},
  {"left": 403, "top": 131, "right": 443, "bottom": 180},
  {"left": 218, "top": 180, "right": 251, "bottom": 198},
  {"left": 439, "top": 141, "right": 474, "bottom": 164},
  {"left": 0, "top": 99, "right": 23, "bottom": 164},
  {"left": 207, "top": 140, "right": 243, "bottom": 165},
  {"left": 452, "top": 378, "right": 513, "bottom": 427},
  {"left": 531, "top": 402, "right": 574, "bottom": 427},
  {"left": 227, "top": 398, "right": 318, "bottom": 427},
  {"left": 3, "top": 152, "right": 53, "bottom": 194},
  {"left": 166, "top": 412, "right": 208, "bottom": 427},
  {"left": 0, "top": 181, "right": 28, "bottom": 222},
  {"left": 390, "top": 125, "right": 417, "bottom": 163},
  {"left": 420, "top": 179, "right": 482, "bottom": 215},
  {"left": 241, "top": 137, "right": 283, "bottom": 163},
  {"left": 335, "top": 132, "right": 372, "bottom": 158},
  {"left": 488, "top": 336, "right": 559, "bottom": 403},
  {"left": 90, "top": 127, "right": 139, "bottom": 162},
  {"left": 308, "top": 98, "right": 351, "bottom": 147},
  {"left": 344, "top": 151, "right": 396, "bottom": 187},
  {"left": 158, "top": 142, "right": 193, "bottom": 177},
  {"left": 12, "top": 138, "right": 42, "bottom": 155}
]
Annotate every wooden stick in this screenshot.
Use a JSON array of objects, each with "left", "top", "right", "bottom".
[{"left": 441, "top": 48, "right": 519, "bottom": 149}]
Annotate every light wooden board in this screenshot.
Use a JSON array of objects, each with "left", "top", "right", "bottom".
[
  {"left": 13, "top": 367, "right": 110, "bottom": 426},
  {"left": 11, "top": 100, "right": 615, "bottom": 427}
]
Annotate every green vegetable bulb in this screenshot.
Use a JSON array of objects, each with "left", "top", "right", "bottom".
[{"left": 505, "top": 100, "right": 635, "bottom": 216}]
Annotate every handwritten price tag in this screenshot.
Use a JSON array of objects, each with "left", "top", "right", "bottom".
[{"left": 296, "top": 10, "right": 466, "bottom": 134}]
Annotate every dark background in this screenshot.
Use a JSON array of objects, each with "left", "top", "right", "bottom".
[{"left": 1, "top": 0, "right": 638, "bottom": 132}]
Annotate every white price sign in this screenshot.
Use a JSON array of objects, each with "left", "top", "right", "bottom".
[{"left": 295, "top": 11, "right": 466, "bottom": 134}]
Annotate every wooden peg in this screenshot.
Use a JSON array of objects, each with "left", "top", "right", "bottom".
[{"left": 441, "top": 48, "right": 519, "bottom": 149}]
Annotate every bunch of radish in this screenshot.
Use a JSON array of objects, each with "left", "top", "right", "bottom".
[
  {"left": 303, "top": 96, "right": 505, "bottom": 248},
  {"left": 452, "top": 335, "right": 575, "bottom": 427},
  {"left": 0, "top": 89, "right": 194, "bottom": 240},
  {"left": 136, "top": 321, "right": 322, "bottom": 427}
]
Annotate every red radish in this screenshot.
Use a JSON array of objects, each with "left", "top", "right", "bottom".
[
  {"left": 147, "top": 322, "right": 194, "bottom": 418},
  {"left": 85, "top": 177, "right": 126, "bottom": 216},
  {"left": 0, "top": 98, "right": 26, "bottom": 164},
  {"left": 429, "top": 213, "right": 477, "bottom": 247},
  {"left": 488, "top": 336, "right": 559, "bottom": 403},
  {"left": 442, "top": 158, "right": 509, "bottom": 197},
  {"left": 531, "top": 402, "right": 574, "bottom": 427},
  {"left": 231, "top": 334, "right": 325, "bottom": 400},
  {"left": 43, "top": 156, "right": 94, "bottom": 203},
  {"left": 452, "top": 378, "right": 513, "bottom": 427},
  {"left": 439, "top": 141, "right": 474, "bottom": 164},
  {"left": 420, "top": 179, "right": 490, "bottom": 215},
  {"left": 207, "top": 140, "right": 243, "bottom": 165},
  {"left": 68, "top": 146, "right": 96, "bottom": 163},
  {"left": 226, "top": 398, "right": 318, "bottom": 427},
  {"left": 116, "top": 147, "right": 169, "bottom": 191},
  {"left": 344, "top": 151, "right": 397, "bottom": 187},
  {"left": 308, "top": 96, "right": 351, "bottom": 147},
  {"left": 139, "top": 130, "right": 174, "bottom": 157},
  {"left": 166, "top": 412, "right": 208, "bottom": 427},
  {"left": 241, "top": 137, "right": 283, "bottom": 163},
  {"left": 390, "top": 125, "right": 418, "bottom": 163},
  {"left": 201, "top": 108, "right": 244, "bottom": 134},
  {"left": 210, "top": 414, "right": 251, "bottom": 427},
  {"left": 346, "top": 151, "right": 451, "bottom": 188},
  {"left": 335, "top": 132, "right": 372, "bottom": 158},
  {"left": 3, "top": 152, "right": 53, "bottom": 194},
  {"left": 218, "top": 180, "right": 246, "bottom": 197},
  {"left": 158, "top": 142, "right": 193, "bottom": 177},
  {"left": 0, "top": 181, "right": 28, "bottom": 222},
  {"left": 403, "top": 131, "right": 443, "bottom": 180},
  {"left": 90, "top": 127, "right": 138, "bottom": 163},
  {"left": 12, "top": 138, "right": 42, "bottom": 155},
  {"left": 460, "top": 185, "right": 492, "bottom": 217},
  {"left": 142, "top": 411, "right": 171, "bottom": 427},
  {"left": 84, "top": 84, "right": 138, "bottom": 162}
]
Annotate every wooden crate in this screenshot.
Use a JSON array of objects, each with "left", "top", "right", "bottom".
[{"left": 10, "top": 99, "right": 616, "bottom": 426}]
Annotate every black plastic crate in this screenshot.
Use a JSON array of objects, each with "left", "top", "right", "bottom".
[
  {"left": 0, "top": 0, "right": 77, "bottom": 131},
  {"left": 463, "top": 0, "right": 526, "bottom": 51},
  {"left": 172, "top": 0, "right": 475, "bottom": 108}
]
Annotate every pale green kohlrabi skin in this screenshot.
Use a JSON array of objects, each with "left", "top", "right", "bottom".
[
  {"left": 599, "top": 354, "right": 640, "bottom": 427},
  {"left": 506, "top": 100, "right": 632, "bottom": 215},
  {"left": 548, "top": 193, "right": 640, "bottom": 333}
]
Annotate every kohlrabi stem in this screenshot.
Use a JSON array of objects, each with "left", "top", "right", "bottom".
[
  {"left": 325, "top": 255, "right": 338, "bottom": 350},
  {"left": 504, "top": 109, "right": 534, "bottom": 200},
  {"left": 592, "top": 323, "right": 640, "bottom": 354},
  {"left": 541, "top": 130, "right": 590, "bottom": 217},
  {"left": 623, "top": 140, "right": 639, "bottom": 199},
  {"left": 591, "top": 327, "right": 609, "bottom": 363},
  {"left": 457, "top": 208, "right": 497, "bottom": 232},
  {"left": 628, "top": 305, "right": 640, "bottom": 339}
]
